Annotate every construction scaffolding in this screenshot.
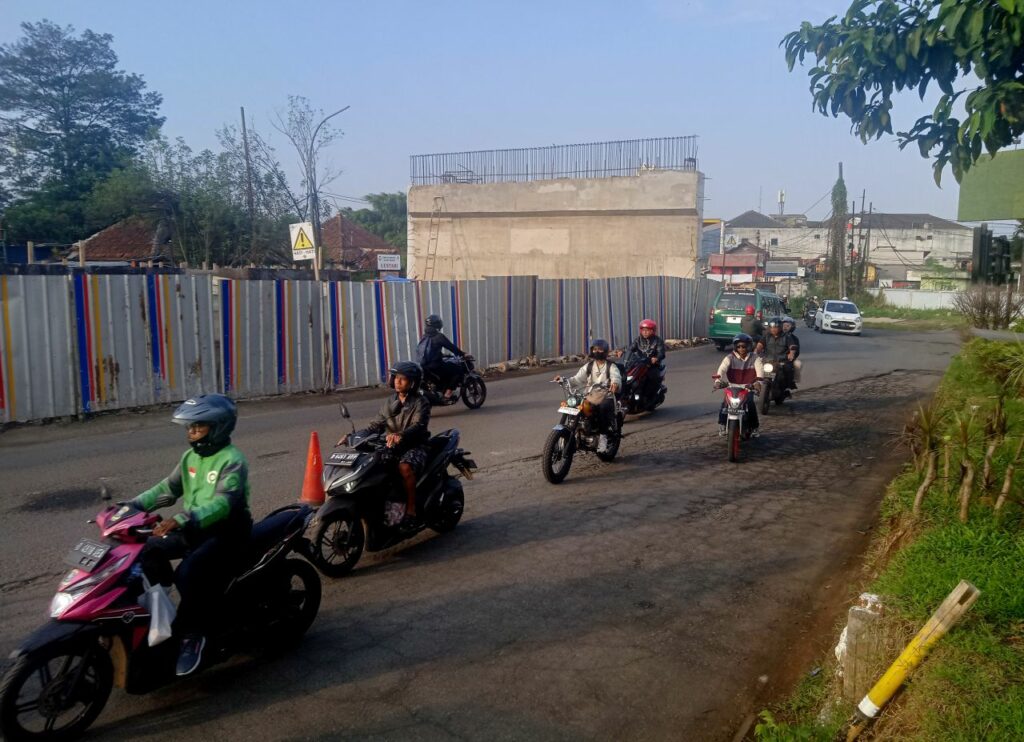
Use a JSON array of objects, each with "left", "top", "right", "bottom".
[{"left": 410, "top": 136, "right": 699, "bottom": 185}]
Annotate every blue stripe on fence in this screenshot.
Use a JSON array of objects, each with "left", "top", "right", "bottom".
[
  {"left": 221, "top": 281, "right": 232, "bottom": 393},
  {"left": 72, "top": 275, "right": 92, "bottom": 413},
  {"left": 275, "top": 281, "right": 285, "bottom": 385},
  {"left": 145, "top": 274, "right": 161, "bottom": 377},
  {"left": 329, "top": 282, "right": 340, "bottom": 386},
  {"left": 373, "top": 282, "right": 387, "bottom": 382}
]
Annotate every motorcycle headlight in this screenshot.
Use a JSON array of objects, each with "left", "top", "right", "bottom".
[
  {"left": 50, "top": 592, "right": 76, "bottom": 618},
  {"left": 49, "top": 554, "right": 129, "bottom": 617},
  {"left": 566, "top": 395, "right": 579, "bottom": 407},
  {"left": 728, "top": 396, "right": 743, "bottom": 408},
  {"left": 763, "top": 363, "right": 774, "bottom": 374}
]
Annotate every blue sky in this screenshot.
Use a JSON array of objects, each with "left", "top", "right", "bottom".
[{"left": 3, "top": 0, "right": 963, "bottom": 221}]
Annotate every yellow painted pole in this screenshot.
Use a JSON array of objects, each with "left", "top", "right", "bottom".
[{"left": 846, "top": 580, "right": 980, "bottom": 741}]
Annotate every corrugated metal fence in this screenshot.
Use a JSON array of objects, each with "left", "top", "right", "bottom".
[{"left": 0, "top": 272, "right": 717, "bottom": 423}]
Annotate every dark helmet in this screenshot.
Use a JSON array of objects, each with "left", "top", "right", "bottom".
[
  {"left": 425, "top": 314, "right": 443, "bottom": 331},
  {"left": 589, "top": 338, "right": 610, "bottom": 359},
  {"left": 172, "top": 394, "right": 237, "bottom": 455},
  {"left": 388, "top": 361, "right": 423, "bottom": 390},
  {"left": 731, "top": 333, "right": 753, "bottom": 350},
  {"left": 767, "top": 317, "right": 783, "bottom": 330}
]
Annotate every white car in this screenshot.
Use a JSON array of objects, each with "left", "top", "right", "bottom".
[{"left": 814, "top": 299, "right": 863, "bottom": 335}]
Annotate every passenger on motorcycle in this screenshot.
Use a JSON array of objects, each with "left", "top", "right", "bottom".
[
  {"left": 782, "top": 315, "right": 802, "bottom": 388},
  {"left": 338, "top": 361, "right": 431, "bottom": 533},
  {"left": 130, "top": 394, "right": 253, "bottom": 677},
  {"left": 761, "top": 319, "right": 797, "bottom": 394},
  {"left": 625, "top": 319, "right": 666, "bottom": 408},
  {"left": 740, "top": 305, "right": 764, "bottom": 350},
  {"left": 713, "top": 333, "right": 763, "bottom": 436},
  {"left": 417, "top": 314, "right": 465, "bottom": 399},
  {"left": 554, "top": 339, "right": 621, "bottom": 454}
]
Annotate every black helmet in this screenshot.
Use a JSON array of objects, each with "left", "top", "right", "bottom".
[
  {"left": 172, "top": 394, "right": 237, "bottom": 456},
  {"left": 732, "top": 333, "right": 753, "bottom": 349},
  {"left": 388, "top": 361, "right": 423, "bottom": 390},
  {"left": 425, "top": 314, "right": 443, "bottom": 330},
  {"left": 767, "top": 317, "right": 783, "bottom": 329},
  {"left": 589, "top": 338, "right": 610, "bottom": 359}
]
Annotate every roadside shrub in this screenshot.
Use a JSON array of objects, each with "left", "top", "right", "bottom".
[{"left": 952, "top": 285, "right": 1024, "bottom": 329}]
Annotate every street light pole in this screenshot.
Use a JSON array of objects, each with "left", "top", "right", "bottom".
[{"left": 308, "top": 105, "right": 350, "bottom": 280}]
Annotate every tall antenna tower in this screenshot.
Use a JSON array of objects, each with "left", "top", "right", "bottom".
[{"left": 777, "top": 189, "right": 786, "bottom": 216}]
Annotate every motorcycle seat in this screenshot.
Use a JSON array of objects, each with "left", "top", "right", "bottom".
[{"left": 247, "top": 505, "right": 310, "bottom": 560}]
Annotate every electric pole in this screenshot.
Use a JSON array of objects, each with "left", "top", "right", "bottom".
[{"left": 240, "top": 107, "right": 256, "bottom": 253}]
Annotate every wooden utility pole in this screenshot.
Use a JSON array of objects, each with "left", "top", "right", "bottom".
[{"left": 240, "top": 107, "right": 256, "bottom": 251}]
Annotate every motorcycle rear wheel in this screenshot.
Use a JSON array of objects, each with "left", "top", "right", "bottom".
[
  {"left": 265, "top": 559, "right": 321, "bottom": 648},
  {"left": 542, "top": 429, "right": 574, "bottom": 484},
  {"left": 0, "top": 638, "right": 113, "bottom": 742},
  {"left": 461, "top": 378, "right": 487, "bottom": 409},
  {"left": 727, "top": 419, "right": 741, "bottom": 463},
  {"left": 761, "top": 383, "right": 771, "bottom": 414},
  {"left": 311, "top": 512, "right": 365, "bottom": 578}
]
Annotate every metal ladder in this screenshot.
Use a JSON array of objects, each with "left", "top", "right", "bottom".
[{"left": 422, "top": 196, "right": 445, "bottom": 280}]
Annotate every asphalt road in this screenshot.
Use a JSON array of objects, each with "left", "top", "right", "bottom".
[{"left": 0, "top": 327, "right": 960, "bottom": 741}]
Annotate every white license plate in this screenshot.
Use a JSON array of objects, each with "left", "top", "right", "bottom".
[
  {"left": 726, "top": 317, "right": 742, "bottom": 324},
  {"left": 557, "top": 406, "right": 580, "bottom": 416}
]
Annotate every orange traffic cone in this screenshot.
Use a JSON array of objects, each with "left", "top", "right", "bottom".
[{"left": 300, "top": 431, "right": 325, "bottom": 505}]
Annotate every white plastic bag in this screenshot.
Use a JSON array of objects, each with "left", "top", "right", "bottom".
[{"left": 142, "top": 576, "right": 176, "bottom": 647}]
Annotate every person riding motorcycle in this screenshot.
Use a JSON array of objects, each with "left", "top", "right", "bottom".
[
  {"left": 417, "top": 314, "right": 465, "bottom": 399},
  {"left": 130, "top": 394, "right": 253, "bottom": 677},
  {"left": 554, "top": 339, "right": 621, "bottom": 453},
  {"left": 761, "top": 318, "right": 797, "bottom": 394},
  {"left": 806, "top": 296, "right": 820, "bottom": 312},
  {"left": 624, "top": 318, "right": 666, "bottom": 408},
  {"left": 781, "top": 315, "right": 802, "bottom": 388},
  {"left": 739, "top": 305, "right": 764, "bottom": 350},
  {"left": 713, "top": 333, "right": 763, "bottom": 436},
  {"left": 338, "top": 361, "right": 431, "bottom": 533}
]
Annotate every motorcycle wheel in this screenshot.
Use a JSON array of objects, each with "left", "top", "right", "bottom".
[
  {"left": 0, "top": 639, "right": 113, "bottom": 742},
  {"left": 265, "top": 559, "right": 321, "bottom": 647},
  {"left": 727, "top": 419, "right": 741, "bottom": 463},
  {"left": 541, "top": 428, "right": 574, "bottom": 484},
  {"left": 461, "top": 377, "right": 487, "bottom": 409},
  {"left": 311, "top": 511, "right": 365, "bottom": 578},
  {"left": 596, "top": 433, "right": 621, "bottom": 462},
  {"left": 429, "top": 485, "right": 464, "bottom": 533},
  {"left": 761, "top": 382, "right": 771, "bottom": 415}
]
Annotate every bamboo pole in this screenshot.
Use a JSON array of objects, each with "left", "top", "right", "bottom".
[
  {"left": 995, "top": 438, "right": 1024, "bottom": 513},
  {"left": 912, "top": 450, "right": 938, "bottom": 517},
  {"left": 845, "top": 581, "right": 980, "bottom": 741}
]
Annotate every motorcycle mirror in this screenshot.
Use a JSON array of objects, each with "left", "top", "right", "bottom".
[{"left": 338, "top": 401, "right": 356, "bottom": 435}]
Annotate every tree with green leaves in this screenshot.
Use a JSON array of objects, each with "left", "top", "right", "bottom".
[
  {"left": 0, "top": 20, "right": 164, "bottom": 241},
  {"left": 782, "top": 0, "right": 1024, "bottom": 184},
  {"left": 341, "top": 192, "right": 407, "bottom": 249},
  {"left": 828, "top": 164, "right": 849, "bottom": 294}
]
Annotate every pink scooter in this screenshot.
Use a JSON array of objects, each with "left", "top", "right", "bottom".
[{"left": 0, "top": 501, "right": 320, "bottom": 741}]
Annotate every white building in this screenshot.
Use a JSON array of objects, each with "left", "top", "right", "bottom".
[{"left": 716, "top": 210, "right": 973, "bottom": 282}]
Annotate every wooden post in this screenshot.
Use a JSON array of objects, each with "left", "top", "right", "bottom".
[
  {"left": 77, "top": 240, "right": 85, "bottom": 267},
  {"left": 842, "top": 594, "right": 887, "bottom": 703},
  {"left": 27, "top": 240, "right": 35, "bottom": 264}
]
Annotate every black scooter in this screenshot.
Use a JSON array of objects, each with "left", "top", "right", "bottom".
[
  {"left": 309, "top": 404, "right": 477, "bottom": 577},
  {"left": 619, "top": 357, "right": 667, "bottom": 414}
]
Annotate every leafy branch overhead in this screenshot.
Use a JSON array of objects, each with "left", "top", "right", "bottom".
[{"left": 782, "top": 0, "right": 1024, "bottom": 184}]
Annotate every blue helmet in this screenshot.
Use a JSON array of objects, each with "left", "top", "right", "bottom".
[{"left": 172, "top": 394, "right": 237, "bottom": 454}]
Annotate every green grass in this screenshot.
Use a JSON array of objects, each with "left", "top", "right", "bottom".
[
  {"left": 754, "top": 339, "right": 1024, "bottom": 741},
  {"left": 860, "top": 305, "right": 962, "bottom": 321}
]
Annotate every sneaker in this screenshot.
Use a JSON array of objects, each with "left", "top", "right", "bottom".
[
  {"left": 751, "top": 429, "right": 761, "bottom": 438},
  {"left": 398, "top": 514, "right": 420, "bottom": 534},
  {"left": 596, "top": 435, "right": 609, "bottom": 453},
  {"left": 176, "top": 635, "right": 206, "bottom": 676},
  {"left": 718, "top": 425, "right": 726, "bottom": 437}
]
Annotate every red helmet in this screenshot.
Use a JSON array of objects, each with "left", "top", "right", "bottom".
[
  {"left": 639, "top": 318, "right": 657, "bottom": 332},
  {"left": 744, "top": 305, "right": 755, "bottom": 316}
]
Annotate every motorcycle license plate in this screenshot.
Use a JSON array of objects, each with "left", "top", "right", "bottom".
[
  {"left": 65, "top": 538, "right": 110, "bottom": 573},
  {"left": 327, "top": 452, "right": 360, "bottom": 467},
  {"left": 557, "top": 406, "right": 580, "bottom": 416}
]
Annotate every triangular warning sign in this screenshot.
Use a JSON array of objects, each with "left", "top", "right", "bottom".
[{"left": 293, "top": 227, "right": 314, "bottom": 250}]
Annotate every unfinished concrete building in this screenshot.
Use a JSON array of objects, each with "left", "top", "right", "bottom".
[{"left": 407, "top": 137, "right": 704, "bottom": 280}]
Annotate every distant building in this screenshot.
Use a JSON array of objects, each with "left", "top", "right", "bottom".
[
  {"left": 720, "top": 210, "right": 973, "bottom": 283},
  {"left": 707, "top": 239, "right": 767, "bottom": 284},
  {"left": 318, "top": 214, "right": 399, "bottom": 271}
]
